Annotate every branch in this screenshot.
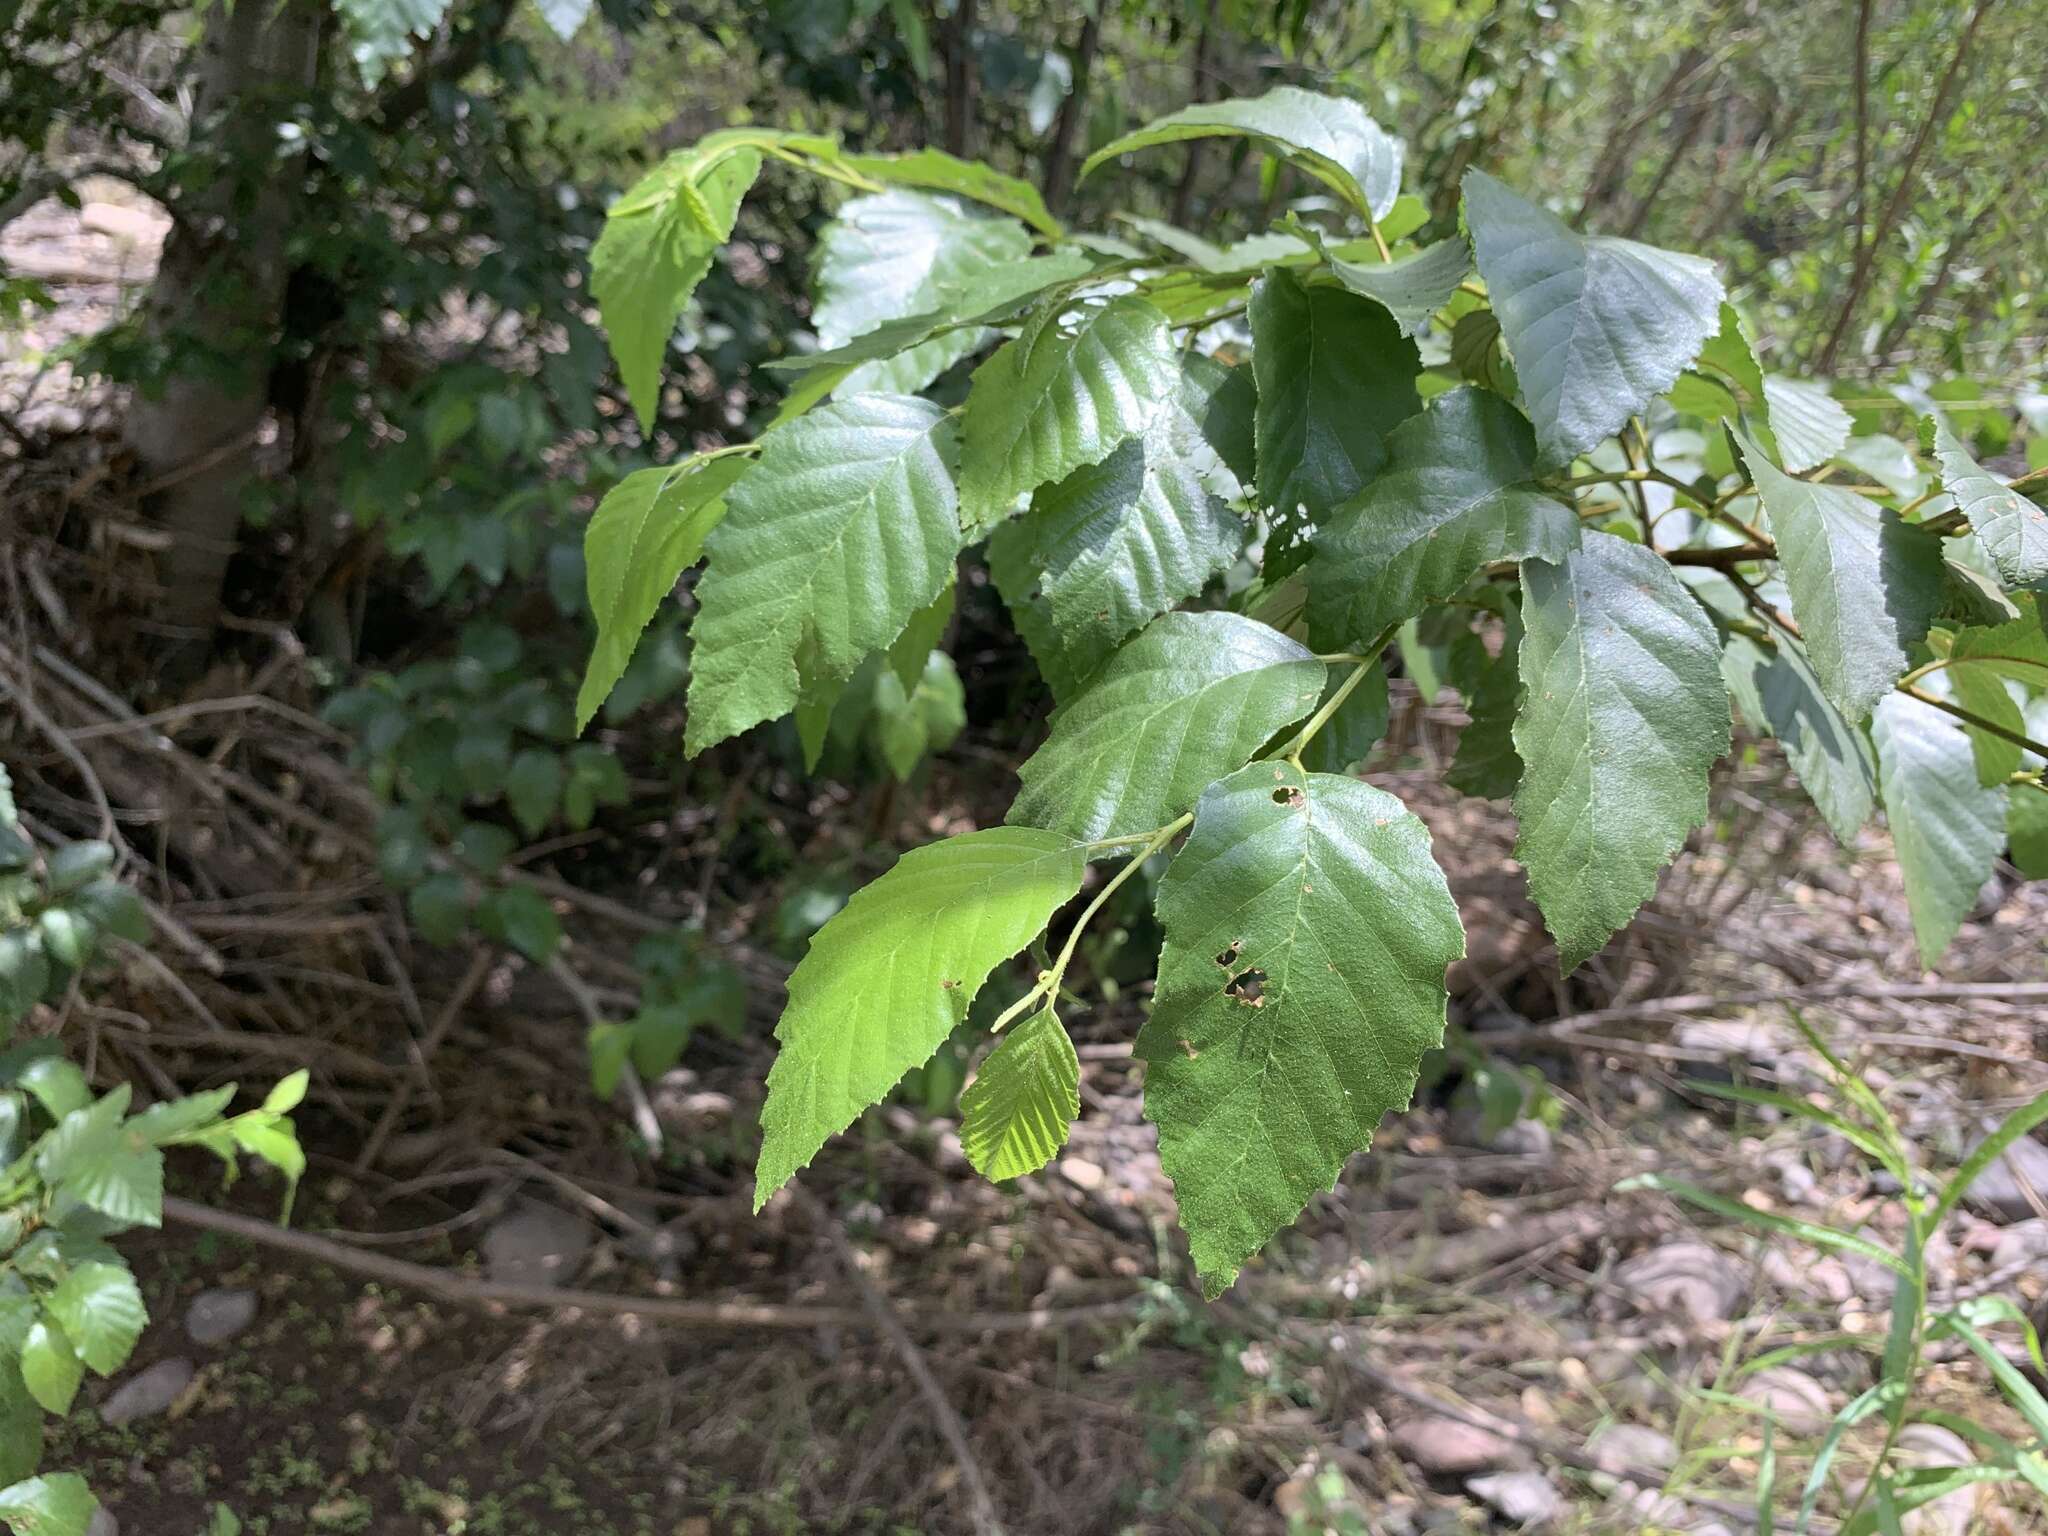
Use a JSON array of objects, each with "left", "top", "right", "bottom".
[
  {"left": 1849, "top": 0, "right": 1872, "bottom": 259},
  {"left": 1039, "top": 7, "right": 1102, "bottom": 216},
  {"left": 1899, "top": 683, "right": 2048, "bottom": 761}
]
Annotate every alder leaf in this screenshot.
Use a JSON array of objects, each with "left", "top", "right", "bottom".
[
  {"left": 576, "top": 456, "right": 749, "bottom": 731},
  {"left": 1250, "top": 267, "right": 1421, "bottom": 525},
  {"left": 838, "top": 148, "right": 1063, "bottom": 239},
  {"left": 1298, "top": 662, "right": 1390, "bottom": 776},
  {"left": 957, "top": 293, "right": 1181, "bottom": 534},
  {"left": 1735, "top": 426, "right": 1943, "bottom": 724},
  {"left": 958, "top": 1007, "right": 1080, "bottom": 1180},
  {"left": 1513, "top": 530, "right": 1731, "bottom": 970},
  {"left": 1463, "top": 169, "right": 1723, "bottom": 469},
  {"left": 1929, "top": 419, "right": 2048, "bottom": 591},
  {"left": 0, "top": 1473, "right": 97, "bottom": 1536},
  {"left": 1761, "top": 376, "right": 1853, "bottom": 474},
  {"left": 1447, "top": 609, "right": 1524, "bottom": 800},
  {"left": 1872, "top": 692, "right": 2007, "bottom": 967},
  {"left": 1139, "top": 763, "right": 1462, "bottom": 1295},
  {"left": 753, "top": 829, "right": 1088, "bottom": 1206},
  {"left": 43, "top": 1262, "right": 145, "bottom": 1376},
  {"left": 811, "top": 190, "right": 1034, "bottom": 397},
  {"left": 1007, "top": 611, "right": 1326, "bottom": 840},
  {"left": 1307, "top": 387, "right": 1577, "bottom": 649},
  {"left": 685, "top": 394, "right": 960, "bottom": 755},
  {"left": 1722, "top": 629, "right": 1878, "bottom": 845},
  {"left": 1082, "top": 86, "right": 1406, "bottom": 222},
  {"left": 1319, "top": 236, "right": 1473, "bottom": 338},
  {"left": 872, "top": 651, "right": 965, "bottom": 781}
]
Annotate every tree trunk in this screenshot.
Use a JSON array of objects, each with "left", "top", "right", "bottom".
[
  {"left": 122, "top": 0, "right": 323, "bottom": 654},
  {"left": 1040, "top": 9, "right": 1102, "bottom": 216},
  {"left": 943, "top": 0, "right": 978, "bottom": 159}
]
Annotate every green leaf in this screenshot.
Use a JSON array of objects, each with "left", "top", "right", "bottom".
[
  {"left": 1462, "top": 169, "right": 1724, "bottom": 469},
  {"left": 685, "top": 394, "right": 960, "bottom": 755},
  {"left": 1318, "top": 236, "right": 1472, "bottom": 338},
  {"left": 10, "top": 1057, "right": 88, "bottom": 1123},
  {"left": 0, "top": 931, "right": 48, "bottom": 1027},
  {"left": 335, "top": 0, "right": 450, "bottom": 85},
  {"left": 261, "top": 1069, "right": 308, "bottom": 1116},
  {"left": 575, "top": 456, "right": 749, "bottom": 731},
  {"left": 1250, "top": 267, "right": 1420, "bottom": 524},
  {"left": 2012, "top": 782, "right": 2048, "bottom": 878},
  {"left": 957, "top": 293, "right": 1181, "bottom": 535},
  {"left": 44, "top": 843, "right": 112, "bottom": 895},
  {"left": 591, "top": 133, "right": 779, "bottom": 431},
  {"left": 44, "top": 1263, "right": 145, "bottom": 1376},
  {"left": 504, "top": 750, "right": 564, "bottom": 838},
  {"left": 1721, "top": 629, "right": 1878, "bottom": 844},
  {"left": 958, "top": 1007, "right": 1080, "bottom": 1181},
  {"left": 36, "top": 1086, "right": 162, "bottom": 1228},
  {"left": 1307, "top": 387, "right": 1577, "bottom": 649},
  {"left": 1008, "top": 611, "right": 1326, "bottom": 840},
  {"left": 985, "top": 368, "right": 1246, "bottom": 664},
  {"left": 1514, "top": 530, "right": 1730, "bottom": 970},
  {"left": 1082, "top": 86, "right": 1405, "bottom": 223},
  {"left": 872, "top": 651, "right": 965, "bottom": 781},
  {"left": 1299, "top": 661, "right": 1391, "bottom": 776},
  {"left": 1736, "top": 427, "right": 1943, "bottom": 724},
  {"left": 838, "top": 148, "right": 1063, "bottom": 241},
  {"left": 1447, "top": 611, "right": 1524, "bottom": 800},
  {"left": 18, "top": 1320, "right": 80, "bottom": 1415},
  {"left": 812, "top": 191, "right": 1033, "bottom": 397},
  {"left": 1139, "top": 763, "right": 1462, "bottom": 1295},
  {"left": 1930, "top": 419, "right": 2048, "bottom": 590},
  {"left": 753, "top": 828, "right": 1088, "bottom": 1207},
  {"left": 477, "top": 886, "right": 561, "bottom": 965},
  {"left": 1944, "top": 650, "right": 2024, "bottom": 785},
  {"left": 1761, "top": 376, "right": 1853, "bottom": 475},
  {"left": 0, "top": 1473, "right": 97, "bottom": 1536},
  {"left": 406, "top": 871, "right": 472, "bottom": 946},
  {"left": 1872, "top": 692, "right": 2008, "bottom": 967},
  {"left": 0, "top": 1361, "right": 44, "bottom": 1487},
  {"left": 126, "top": 1085, "right": 236, "bottom": 1145}
]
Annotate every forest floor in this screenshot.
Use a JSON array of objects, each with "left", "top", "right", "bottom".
[{"left": 7, "top": 195, "right": 2048, "bottom": 1536}]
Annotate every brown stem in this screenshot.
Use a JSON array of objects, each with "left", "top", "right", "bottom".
[
  {"left": 1816, "top": 0, "right": 1994, "bottom": 373},
  {"left": 1900, "top": 684, "right": 2048, "bottom": 761},
  {"left": 1850, "top": 0, "right": 1872, "bottom": 259}
]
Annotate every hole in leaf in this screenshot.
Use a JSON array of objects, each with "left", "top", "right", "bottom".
[
  {"left": 1214, "top": 942, "right": 1241, "bottom": 969},
  {"left": 1272, "top": 786, "right": 1304, "bottom": 807},
  {"left": 1225, "top": 968, "right": 1267, "bottom": 1005}
]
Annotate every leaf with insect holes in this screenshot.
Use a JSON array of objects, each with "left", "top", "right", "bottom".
[
  {"left": 576, "top": 456, "right": 749, "bottom": 730},
  {"left": 1082, "top": 86, "right": 1405, "bottom": 222},
  {"left": 1008, "top": 611, "right": 1326, "bottom": 841},
  {"left": 957, "top": 293, "right": 1181, "bottom": 534},
  {"left": 1250, "top": 267, "right": 1420, "bottom": 525},
  {"left": 959, "top": 1007, "right": 1080, "bottom": 1180},
  {"left": 1735, "top": 426, "right": 1942, "bottom": 724},
  {"left": 811, "top": 190, "right": 1035, "bottom": 397},
  {"left": 1463, "top": 170, "right": 1723, "bottom": 469},
  {"left": 753, "top": 828, "right": 1088, "bottom": 1207},
  {"left": 1872, "top": 692, "right": 2007, "bottom": 967},
  {"left": 1930, "top": 420, "right": 2048, "bottom": 591},
  {"left": 685, "top": 394, "right": 960, "bottom": 755},
  {"left": 1307, "top": 386, "right": 1577, "bottom": 650},
  {"left": 1513, "top": 531, "right": 1730, "bottom": 971},
  {"left": 1139, "top": 763, "right": 1462, "bottom": 1295}
]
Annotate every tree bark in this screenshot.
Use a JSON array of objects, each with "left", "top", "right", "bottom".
[
  {"left": 1040, "top": 9, "right": 1102, "bottom": 216},
  {"left": 121, "top": 0, "right": 323, "bottom": 653},
  {"left": 943, "top": 0, "right": 978, "bottom": 159},
  {"left": 1169, "top": 0, "right": 1221, "bottom": 227}
]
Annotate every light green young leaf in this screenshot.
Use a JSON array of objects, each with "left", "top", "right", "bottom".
[
  {"left": 1943, "top": 651, "right": 2024, "bottom": 785},
  {"left": 811, "top": 190, "right": 1034, "bottom": 397},
  {"left": 18, "top": 1320, "right": 80, "bottom": 1415},
  {"left": 1139, "top": 764, "right": 1462, "bottom": 1295},
  {"left": 1082, "top": 86, "right": 1405, "bottom": 222},
  {"left": 1514, "top": 531, "right": 1731, "bottom": 970},
  {"left": 576, "top": 456, "right": 749, "bottom": 731},
  {"left": 1871, "top": 692, "right": 2007, "bottom": 967},
  {"left": 1761, "top": 376, "right": 1853, "bottom": 474},
  {"left": 1008, "top": 611, "right": 1326, "bottom": 840},
  {"left": 1318, "top": 236, "right": 1473, "bottom": 338},
  {"left": 685, "top": 394, "right": 960, "bottom": 755},
  {"left": 1250, "top": 267, "right": 1420, "bottom": 524},
  {"left": 2012, "top": 780, "right": 2048, "bottom": 878},
  {"left": 35, "top": 1086, "right": 162, "bottom": 1228},
  {"left": 957, "top": 294, "right": 1181, "bottom": 534},
  {"left": 839, "top": 148, "right": 1063, "bottom": 240},
  {"left": 1736, "top": 427, "right": 1943, "bottom": 724},
  {"left": 958, "top": 1007, "right": 1080, "bottom": 1181},
  {"left": 261, "top": 1069, "right": 309, "bottom": 1116},
  {"left": 1462, "top": 169, "right": 1723, "bottom": 469},
  {"left": 1930, "top": 419, "right": 2048, "bottom": 590},
  {"left": 1307, "top": 386, "right": 1576, "bottom": 649},
  {"left": 753, "top": 828, "right": 1088, "bottom": 1206},
  {"left": 11, "top": 1057, "right": 88, "bottom": 1123},
  {"left": 0, "top": 1473, "right": 97, "bottom": 1536},
  {"left": 872, "top": 651, "right": 965, "bottom": 781},
  {"left": 1722, "top": 629, "right": 1878, "bottom": 844},
  {"left": 886, "top": 584, "right": 955, "bottom": 695},
  {"left": 43, "top": 1262, "right": 145, "bottom": 1376}
]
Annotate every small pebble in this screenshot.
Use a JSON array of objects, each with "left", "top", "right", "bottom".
[
  {"left": 100, "top": 1358, "right": 195, "bottom": 1425},
  {"left": 184, "top": 1287, "right": 257, "bottom": 1347}
]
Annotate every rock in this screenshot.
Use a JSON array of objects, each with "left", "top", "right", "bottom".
[
  {"left": 86, "top": 1510, "right": 118, "bottom": 1536},
  {"left": 1466, "top": 1470, "right": 1562, "bottom": 1527},
  {"left": 1613, "top": 1240, "right": 1746, "bottom": 1325},
  {"left": 1488, "top": 1119, "right": 1554, "bottom": 1158},
  {"left": 481, "top": 1199, "right": 593, "bottom": 1288},
  {"left": 1058, "top": 1156, "right": 1104, "bottom": 1192},
  {"left": 1889, "top": 1425, "right": 1977, "bottom": 1536},
  {"left": 1739, "top": 1367, "right": 1833, "bottom": 1436},
  {"left": 184, "top": 1287, "right": 257, "bottom": 1347},
  {"left": 1989, "top": 1218, "right": 2048, "bottom": 1270},
  {"left": 1603, "top": 1481, "right": 1687, "bottom": 1528},
  {"left": 1965, "top": 1134, "right": 2048, "bottom": 1221},
  {"left": 1392, "top": 1414, "right": 1524, "bottom": 1474},
  {"left": 1761, "top": 1249, "right": 1854, "bottom": 1304},
  {"left": 79, "top": 201, "right": 168, "bottom": 246},
  {"left": 100, "top": 1358, "right": 195, "bottom": 1425},
  {"left": 1588, "top": 1422, "right": 1678, "bottom": 1475}
]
